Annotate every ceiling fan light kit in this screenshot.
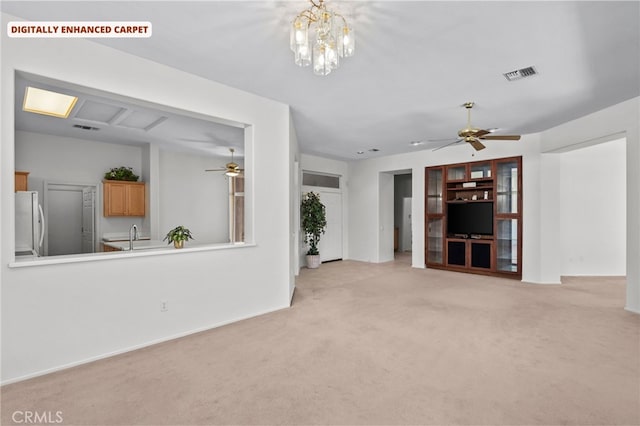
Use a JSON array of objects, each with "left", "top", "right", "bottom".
[{"left": 290, "top": 0, "right": 355, "bottom": 76}]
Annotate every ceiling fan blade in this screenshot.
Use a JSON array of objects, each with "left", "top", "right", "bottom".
[
  {"left": 469, "top": 139, "right": 486, "bottom": 151},
  {"left": 205, "top": 168, "right": 226, "bottom": 172},
  {"left": 474, "top": 129, "right": 491, "bottom": 138},
  {"left": 426, "top": 137, "right": 458, "bottom": 143},
  {"left": 480, "top": 135, "right": 521, "bottom": 141},
  {"left": 432, "top": 138, "right": 464, "bottom": 151}
]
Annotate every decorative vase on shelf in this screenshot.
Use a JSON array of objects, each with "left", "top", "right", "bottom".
[{"left": 174, "top": 240, "right": 184, "bottom": 249}]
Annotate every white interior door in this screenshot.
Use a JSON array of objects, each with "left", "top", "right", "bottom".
[
  {"left": 48, "top": 188, "right": 83, "bottom": 256},
  {"left": 317, "top": 191, "right": 342, "bottom": 262},
  {"left": 82, "top": 187, "right": 96, "bottom": 253},
  {"left": 46, "top": 182, "right": 98, "bottom": 257}
]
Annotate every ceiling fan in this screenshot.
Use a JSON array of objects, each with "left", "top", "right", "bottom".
[
  {"left": 434, "top": 102, "right": 521, "bottom": 151},
  {"left": 205, "top": 148, "right": 244, "bottom": 177}
]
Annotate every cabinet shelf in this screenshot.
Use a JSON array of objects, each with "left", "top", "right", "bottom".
[
  {"left": 447, "top": 199, "right": 493, "bottom": 204},
  {"left": 448, "top": 185, "right": 493, "bottom": 191}
]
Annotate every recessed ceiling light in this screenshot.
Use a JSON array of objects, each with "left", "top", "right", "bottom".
[
  {"left": 356, "top": 151, "right": 365, "bottom": 155},
  {"left": 23, "top": 86, "right": 78, "bottom": 118},
  {"left": 410, "top": 141, "right": 424, "bottom": 146},
  {"left": 368, "top": 148, "right": 380, "bottom": 152}
]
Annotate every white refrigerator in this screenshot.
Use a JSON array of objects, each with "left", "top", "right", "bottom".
[{"left": 15, "top": 191, "right": 45, "bottom": 257}]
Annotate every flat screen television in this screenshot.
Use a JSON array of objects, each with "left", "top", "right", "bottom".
[{"left": 447, "top": 202, "right": 493, "bottom": 236}]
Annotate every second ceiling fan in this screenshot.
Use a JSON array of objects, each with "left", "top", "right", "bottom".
[
  {"left": 434, "top": 102, "right": 521, "bottom": 151},
  {"left": 205, "top": 148, "right": 244, "bottom": 177}
]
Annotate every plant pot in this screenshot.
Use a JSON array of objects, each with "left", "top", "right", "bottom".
[
  {"left": 174, "top": 240, "right": 184, "bottom": 249},
  {"left": 306, "top": 254, "right": 321, "bottom": 269}
]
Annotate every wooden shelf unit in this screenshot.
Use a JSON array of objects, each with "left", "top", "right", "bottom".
[{"left": 425, "top": 156, "right": 522, "bottom": 279}]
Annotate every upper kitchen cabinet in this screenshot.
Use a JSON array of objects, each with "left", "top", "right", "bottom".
[
  {"left": 103, "top": 181, "right": 145, "bottom": 217},
  {"left": 15, "top": 171, "right": 29, "bottom": 192}
]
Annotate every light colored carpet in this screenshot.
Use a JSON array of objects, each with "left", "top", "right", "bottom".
[{"left": 2, "top": 254, "right": 639, "bottom": 425}]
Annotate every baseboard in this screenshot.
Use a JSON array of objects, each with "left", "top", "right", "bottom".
[
  {"left": 520, "top": 279, "right": 562, "bottom": 285},
  {"left": 1, "top": 305, "right": 289, "bottom": 386},
  {"left": 624, "top": 306, "right": 640, "bottom": 315}
]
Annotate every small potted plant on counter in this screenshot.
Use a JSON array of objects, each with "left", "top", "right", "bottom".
[{"left": 163, "top": 225, "right": 194, "bottom": 249}]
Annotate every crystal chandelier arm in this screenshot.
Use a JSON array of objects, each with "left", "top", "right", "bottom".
[
  {"left": 298, "top": 10, "right": 318, "bottom": 23},
  {"left": 333, "top": 12, "right": 348, "bottom": 27}
]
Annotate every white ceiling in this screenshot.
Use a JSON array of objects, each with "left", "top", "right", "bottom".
[{"left": 3, "top": 1, "right": 639, "bottom": 161}]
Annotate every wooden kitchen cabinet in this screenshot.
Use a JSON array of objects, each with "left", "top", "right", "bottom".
[
  {"left": 15, "top": 171, "right": 29, "bottom": 192},
  {"left": 103, "top": 181, "right": 146, "bottom": 217}
]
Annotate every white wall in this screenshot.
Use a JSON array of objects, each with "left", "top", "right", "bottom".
[
  {"left": 378, "top": 172, "right": 395, "bottom": 262},
  {"left": 289, "top": 114, "right": 300, "bottom": 299},
  {"left": 540, "top": 97, "right": 639, "bottom": 312},
  {"left": 1, "top": 12, "right": 294, "bottom": 383},
  {"left": 158, "top": 149, "right": 229, "bottom": 244},
  {"left": 558, "top": 139, "right": 626, "bottom": 275},
  {"left": 14, "top": 130, "right": 146, "bottom": 237}
]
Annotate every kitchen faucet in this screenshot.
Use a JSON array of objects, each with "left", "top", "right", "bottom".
[{"left": 129, "top": 224, "right": 138, "bottom": 251}]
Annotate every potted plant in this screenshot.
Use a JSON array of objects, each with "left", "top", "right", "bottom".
[
  {"left": 301, "top": 191, "right": 327, "bottom": 269},
  {"left": 104, "top": 166, "right": 139, "bottom": 182},
  {"left": 163, "top": 225, "right": 194, "bottom": 249}
]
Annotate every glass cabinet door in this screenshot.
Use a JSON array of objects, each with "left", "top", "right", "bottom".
[
  {"left": 447, "top": 165, "right": 466, "bottom": 181},
  {"left": 426, "top": 166, "right": 444, "bottom": 265},
  {"left": 427, "top": 168, "right": 443, "bottom": 214},
  {"left": 495, "top": 157, "right": 521, "bottom": 274},
  {"left": 427, "top": 218, "right": 444, "bottom": 264},
  {"left": 496, "top": 160, "right": 519, "bottom": 214},
  {"left": 470, "top": 162, "right": 492, "bottom": 179},
  {"left": 496, "top": 219, "right": 518, "bottom": 272}
]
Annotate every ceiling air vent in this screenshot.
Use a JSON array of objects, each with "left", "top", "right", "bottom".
[
  {"left": 503, "top": 66, "right": 538, "bottom": 82},
  {"left": 72, "top": 124, "right": 100, "bottom": 131}
]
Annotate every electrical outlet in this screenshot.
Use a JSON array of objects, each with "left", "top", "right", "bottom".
[{"left": 160, "top": 301, "right": 168, "bottom": 312}]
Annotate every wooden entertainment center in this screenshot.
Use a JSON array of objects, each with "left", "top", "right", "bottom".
[{"left": 425, "top": 156, "right": 522, "bottom": 279}]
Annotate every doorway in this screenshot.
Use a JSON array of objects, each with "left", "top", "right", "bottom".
[
  {"left": 394, "top": 173, "right": 413, "bottom": 258},
  {"left": 44, "top": 182, "right": 97, "bottom": 256},
  {"left": 302, "top": 171, "right": 343, "bottom": 263}
]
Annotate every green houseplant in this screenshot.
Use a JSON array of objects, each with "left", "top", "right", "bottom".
[
  {"left": 301, "top": 191, "right": 327, "bottom": 268},
  {"left": 163, "top": 225, "right": 194, "bottom": 249},
  {"left": 104, "top": 166, "right": 139, "bottom": 182}
]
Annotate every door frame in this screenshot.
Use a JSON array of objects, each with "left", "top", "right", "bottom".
[{"left": 301, "top": 171, "right": 344, "bottom": 265}]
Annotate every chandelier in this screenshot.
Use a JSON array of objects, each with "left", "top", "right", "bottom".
[{"left": 290, "top": 0, "right": 355, "bottom": 76}]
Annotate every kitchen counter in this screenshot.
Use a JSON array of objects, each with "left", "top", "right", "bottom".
[
  {"left": 102, "top": 233, "right": 150, "bottom": 242},
  {"left": 103, "top": 239, "right": 168, "bottom": 251}
]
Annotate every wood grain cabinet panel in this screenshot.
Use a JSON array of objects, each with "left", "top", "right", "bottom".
[
  {"left": 15, "top": 171, "right": 29, "bottom": 192},
  {"left": 103, "top": 181, "right": 145, "bottom": 217}
]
